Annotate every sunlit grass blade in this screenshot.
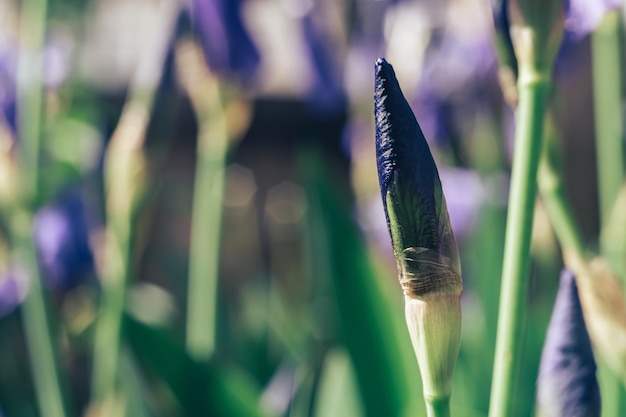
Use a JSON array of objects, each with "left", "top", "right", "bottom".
[{"left": 303, "top": 149, "right": 421, "bottom": 417}]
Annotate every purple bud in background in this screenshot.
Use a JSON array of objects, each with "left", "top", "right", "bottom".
[
  {"left": 191, "top": 0, "right": 260, "bottom": 85},
  {"left": 536, "top": 270, "right": 600, "bottom": 417},
  {"left": 565, "top": 0, "right": 623, "bottom": 39},
  {"left": 0, "top": 266, "right": 29, "bottom": 318},
  {"left": 33, "top": 193, "right": 94, "bottom": 291}
]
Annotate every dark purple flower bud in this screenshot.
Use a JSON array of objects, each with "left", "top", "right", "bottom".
[
  {"left": 0, "top": 266, "right": 29, "bottom": 318},
  {"left": 536, "top": 269, "right": 600, "bottom": 417},
  {"left": 33, "top": 193, "right": 94, "bottom": 291},
  {"left": 375, "top": 58, "right": 462, "bottom": 411},
  {"left": 375, "top": 58, "right": 458, "bottom": 264},
  {"left": 191, "top": 0, "right": 260, "bottom": 85}
]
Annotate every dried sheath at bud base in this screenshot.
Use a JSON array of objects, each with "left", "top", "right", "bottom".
[{"left": 375, "top": 57, "right": 462, "bottom": 417}]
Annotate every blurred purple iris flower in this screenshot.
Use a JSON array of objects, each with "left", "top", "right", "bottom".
[
  {"left": 0, "top": 266, "right": 29, "bottom": 318},
  {"left": 191, "top": 0, "right": 260, "bottom": 85},
  {"left": 413, "top": 27, "right": 499, "bottom": 163},
  {"left": 536, "top": 269, "right": 600, "bottom": 417},
  {"left": 299, "top": 10, "right": 347, "bottom": 118},
  {"left": 566, "top": 0, "right": 623, "bottom": 39},
  {"left": 33, "top": 192, "right": 95, "bottom": 291}
]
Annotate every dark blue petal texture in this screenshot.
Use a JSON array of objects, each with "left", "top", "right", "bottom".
[
  {"left": 374, "top": 58, "right": 460, "bottom": 296},
  {"left": 33, "top": 193, "right": 94, "bottom": 291},
  {"left": 536, "top": 269, "right": 600, "bottom": 417},
  {"left": 192, "top": 0, "right": 260, "bottom": 84},
  {"left": 375, "top": 57, "right": 440, "bottom": 252}
]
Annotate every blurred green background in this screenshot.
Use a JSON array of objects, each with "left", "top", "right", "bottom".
[{"left": 0, "top": 0, "right": 623, "bottom": 416}]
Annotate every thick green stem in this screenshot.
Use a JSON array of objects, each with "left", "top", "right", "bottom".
[
  {"left": 592, "top": 11, "right": 624, "bottom": 229},
  {"left": 489, "top": 78, "right": 550, "bottom": 417},
  {"left": 425, "top": 396, "right": 451, "bottom": 417}
]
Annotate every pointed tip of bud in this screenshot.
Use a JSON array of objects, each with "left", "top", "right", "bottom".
[
  {"left": 374, "top": 58, "right": 438, "bottom": 247},
  {"left": 536, "top": 269, "right": 600, "bottom": 417}
]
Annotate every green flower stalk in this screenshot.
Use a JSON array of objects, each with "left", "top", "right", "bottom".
[
  {"left": 375, "top": 58, "right": 462, "bottom": 417},
  {"left": 175, "top": 39, "right": 230, "bottom": 361},
  {"left": 487, "top": 1, "right": 564, "bottom": 416},
  {"left": 592, "top": 10, "right": 624, "bottom": 229},
  {"left": 90, "top": 3, "right": 179, "bottom": 412}
]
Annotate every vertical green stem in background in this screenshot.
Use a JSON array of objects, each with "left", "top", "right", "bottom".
[
  {"left": 592, "top": 12, "right": 626, "bottom": 417},
  {"left": 537, "top": 115, "right": 585, "bottom": 259},
  {"left": 186, "top": 95, "right": 228, "bottom": 359},
  {"left": 89, "top": 3, "right": 177, "bottom": 408},
  {"left": 13, "top": 212, "right": 68, "bottom": 417},
  {"left": 16, "top": 1, "right": 69, "bottom": 416},
  {"left": 16, "top": 0, "right": 47, "bottom": 204},
  {"left": 489, "top": 78, "right": 550, "bottom": 417},
  {"left": 182, "top": 49, "right": 229, "bottom": 361},
  {"left": 90, "top": 100, "right": 150, "bottom": 409},
  {"left": 592, "top": 10, "right": 624, "bottom": 230}
]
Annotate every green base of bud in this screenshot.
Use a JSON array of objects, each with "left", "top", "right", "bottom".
[{"left": 404, "top": 295, "right": 461, "bottom": 417}]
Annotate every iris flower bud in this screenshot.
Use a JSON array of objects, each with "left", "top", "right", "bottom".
[
  {"left": 375, "top": 57, "right": 462, "bottom": 417},
  {"left": 536, "top": 269, "right": 600, "bottom": 417}
]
